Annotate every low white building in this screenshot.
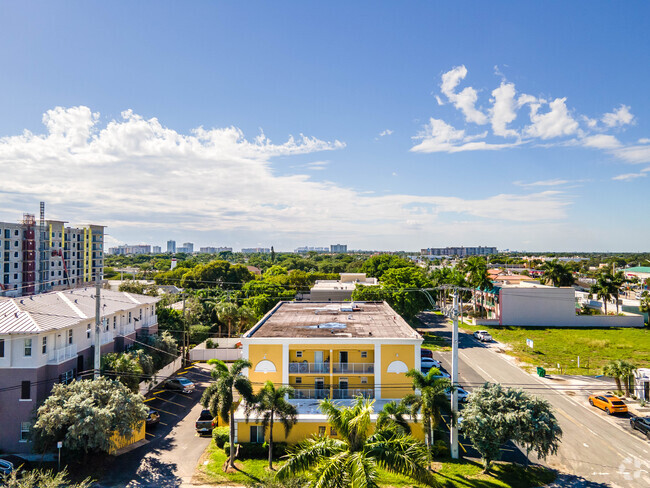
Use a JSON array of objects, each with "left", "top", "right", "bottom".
[
  {"left": 478, "top": 282, "right": 644, "bottom": 328},
  {"left": 634, "top": 368, "right": 650, "bottom": 402},
  {"left": 310, "top": 273, "right": 378, "bottom": 302}
]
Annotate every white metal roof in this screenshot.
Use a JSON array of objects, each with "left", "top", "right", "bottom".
[{"left": 0, "top": 288, "right": 159, "bottom": 335}]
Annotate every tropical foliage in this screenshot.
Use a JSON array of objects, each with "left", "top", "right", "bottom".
[
  {"left": 603, "top": 359, "right": 637, "bottom": 396},
  {"left": 32, "top": 377, "right": 147, "bottom": 455},
  {"left": 276, "top": 397, "right": 436, "bottom": 488},
  {"left": 201, "top": 359, "right": 254, "bottom": 469},
  {"left": 540, "top": 260, "right": 575, "bottom": 287},
  {"left": 1, "top": 468, "right": 92, "bottom": 488},
  {"left": 460, "top": 383, "right": 562, "bottom": 472},
  {"left": 403, "top": 368, "right": 451, "bottom": 448},
  {"left": 245, "top": 381, "right": 298, "bottom": 469}
]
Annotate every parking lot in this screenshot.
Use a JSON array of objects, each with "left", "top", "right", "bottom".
[{"left": 94, "top": 363, "right": 214, "bottom": 488}]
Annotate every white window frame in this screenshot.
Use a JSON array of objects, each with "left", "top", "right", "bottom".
[
  {"left": 20, "top": 422, "right": 31, "bottom": 442},
  {"left": 250, "top": 425, "right": 264, "bottom": 443},
  {"left": 67, "top": 329, "right": 73, "bottom": 345},
  {"left": 42, "top": 336, "right": 47, "bottom": 354},
  {"left": 24, "top": 338, "right": 32, "bottom": 357}
]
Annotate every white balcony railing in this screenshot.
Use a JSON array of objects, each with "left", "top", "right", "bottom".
[
  {"left": 289, "top": 362, "right": 330, "bottom": 374},
  {"left": 92, "top": 331, "right": 114, "bottom": 346},
  {"left": 47, "top": 344, "right": 77, "bottom": 364},
  {"left": 291, "top": 388, "right": 375, "bottom": 400},
  {"left": 332, "top": 363, "right": 374, "bottom": 374}
]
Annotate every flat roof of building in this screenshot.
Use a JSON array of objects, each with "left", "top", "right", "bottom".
[{"left": 246, "top": 301, "right": 421, "bottom": 340}]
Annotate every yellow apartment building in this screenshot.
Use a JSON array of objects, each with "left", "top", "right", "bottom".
[{"left": 235, "top": 301, "right": 424, "bottom": 443}]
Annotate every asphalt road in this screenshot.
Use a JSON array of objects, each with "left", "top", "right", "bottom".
[
  {"left": 94, "top": 365, "right": 213, "bottom": 488},
  {"left": 420, "top": 312, "right": 650, "bottom": 488}
]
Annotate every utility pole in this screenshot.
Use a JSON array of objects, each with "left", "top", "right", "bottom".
[
  {"left": 94, "top": 273, "right": 102, "bottom": 379},
  {"left": 450, "top": 290, "right": 459, "bottom": 459},
  {"left": 181, "top": 293, "right": 187, "bottom": 367}
]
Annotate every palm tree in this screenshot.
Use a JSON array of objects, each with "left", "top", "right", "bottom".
[
  {"left": 276, "top": 397, "right": 436, "bottom": 488},
  {"left": 217, "top": 302, "right": 239, "bottom": 338},
  {"left": 235, "top": 306, "right": 256, "bottom": 336},
  {"left": 611, "top": 270, "right": 627, "bottom": 314},
  {"left": 201, "top": 358, "right": 254, "bottom": 470},
  {"left": 602, "top": 360, "right": 624, "bottom": 394},
  {"left": 591, "top": 272, "right": 618, "bottom": 315},
  {"left": 403, "top": 368, "right": 451, "bottom": 448},
  {"left": 618, "top": 360, "right": 637, "bottom": 397},
  {"left": 376, "top": 400, "right": 411, "bottom": 435},
  {"left": 245, "top": 381, "right": 297, "bottom": 470},
  {"left": 541, "top": 260, "right": 575, "bottom": 287},
  {"left": 640, "top": 291, "right": 650, "bottom": 325}
]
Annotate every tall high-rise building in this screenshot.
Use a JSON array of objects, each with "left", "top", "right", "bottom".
[
  {"left": 182, "top": 242, "right": 194, "bottom": 253},
  {"left": 330, "top": 244, "right": 347, "bottom": 253},
  {"left": 152, "top": 246, "right": 161, "bottom": 254},
  {"left": 166, "top": 240, "right": 176, "bottom": 253},
  {"left": 0, "top": 211, "right": 104, "bottom": 297}
]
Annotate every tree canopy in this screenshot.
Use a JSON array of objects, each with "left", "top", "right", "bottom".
[
  {"left": 460, "top": 383, "right": 562, "bottom": 472},
  {"left": 33, "top": 377, "right": 147, "bottom": 454}
]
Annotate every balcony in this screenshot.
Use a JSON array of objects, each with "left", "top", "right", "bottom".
[
  {"left": 92, "top": 331, "right": 114, "bottom": 346},
  {"left": 289, "top": 362, "right": 330, "bottom": 374},
  {"left": 291, "top": 388, "right": 375, "bottom": 400},
  {"left": 332, "top": 363, "right": 374, "bottom": 374},
  {"left": 47, "top": 344, "right": 77, "bottom": 364}
]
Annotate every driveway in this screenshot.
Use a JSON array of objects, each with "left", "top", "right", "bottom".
[{"left": 94, "top": 364, "right": 214, "bottom": 488}]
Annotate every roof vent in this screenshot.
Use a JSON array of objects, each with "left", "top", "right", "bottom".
[
  {"left": 15, "top": 312, "right": 19, "bottom": 318},
  {"left": 74, "top": 299, "right": 78, "bottom": 304},
  {"left": 20, "top": 299, "right": 24, "bottom": 304}
]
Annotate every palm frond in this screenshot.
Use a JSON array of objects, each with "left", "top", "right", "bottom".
[{"left": 276, "top": 436, "right": 346, "bottom": 481}]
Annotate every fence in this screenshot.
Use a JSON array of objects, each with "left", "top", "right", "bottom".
[
  {"left": 189, "top": 347, "right": 242, "bottom": 362},
  {"left": 138, "top": 356, "right": 183, "bottom": 396}
]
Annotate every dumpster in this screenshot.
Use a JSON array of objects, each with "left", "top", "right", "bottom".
[{"left": 536, "top": 367, "right": 546, "bottom": 377}]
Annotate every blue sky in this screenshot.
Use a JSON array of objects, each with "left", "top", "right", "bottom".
[{"left": 0, "top": 1, "right": 648, "bottom": 251}]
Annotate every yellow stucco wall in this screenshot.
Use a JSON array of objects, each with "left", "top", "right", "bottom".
[
  {"left": 237, "top": 418, "right": 424, "bottom": 444},
  {"left": 381, "top": 344, "right": 415, "bottom": 399},
  {"left": 109, "top": 421, "right": 145, "bottom": 454},
  {"left": 248, "top": 344, "right": 283, "bottom": 392}
]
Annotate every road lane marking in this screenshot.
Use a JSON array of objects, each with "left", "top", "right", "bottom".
[
  {"left": 159, "top": 422, "right": 168, "bottom": 426},
  {"left": 146, "top": 432, "right": 156, "bottom": 437},
  {"left": 144, "top": 397, "right": 158, "bottom": 403}
]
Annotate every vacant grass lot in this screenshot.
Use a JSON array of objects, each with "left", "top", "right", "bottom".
[
  {"left": 198, "top": 443, "right": 555, "bottom": 487},
  {"left": 460, "top": 322, "right": 650, "bottom": 375}
]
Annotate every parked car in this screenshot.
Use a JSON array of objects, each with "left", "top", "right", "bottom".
[
  {"left": 445, "top": 387, "right": 469, "bottom": 403},
  {"left": 588, "top": 394, "right": 628, "bottom": 415},
  {"left": 630, "top": 416, "right": 650, "bottom": 439},
  {"left": 196, "top": 409, "right": 214, "bottom": 435},
  {"left": 146, "top": 409, "right": 160, "bottom": 427},
  {"left": 420, "top": 357, "right": 442, "bottom": 371},
  {"left": 421, "top": 348, "right": 433, "bottom": 358},
  {"left": 164, "top": 377, "right": 195, "bottom": 393},
  {"left": 473, "top": 330, "right": 493, "bottom": 342},
  {"left": 0, "top": 459, "right": 14, "bottom": 476}
]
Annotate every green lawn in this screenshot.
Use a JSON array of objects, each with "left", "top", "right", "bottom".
[
  {"left": 198, "top": 443, "right": 555, "bottom": 487},
  {"left": 421, "top": 333, "right": 452, "bottom": 352},
  {"left": 459, "top": 321, "right": 650, "bottom": 375}
]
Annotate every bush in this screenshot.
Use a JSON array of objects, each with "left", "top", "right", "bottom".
[
  {"left": 212, "top": 426, "right": 229, "bottom": 448},
  {"left": 189, "top": 325, "right": 211, "bottom": 344},
  {"left": 206, "top": 338, "right": 214, "bottom": 349},
  {"left": 431, "top": 439, "right": 449, "bottom": 458},
  {"left": 222, "top": 442, "right": 288, "bottom": 459}
]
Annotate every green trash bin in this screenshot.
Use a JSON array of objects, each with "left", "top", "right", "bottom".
[{"left": 536, "top": 367, "right": 546, "bottom": 377}]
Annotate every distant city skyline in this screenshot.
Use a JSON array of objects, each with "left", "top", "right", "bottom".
[{"left": 1, "top": 2, "right": 649, "bottom": 251}]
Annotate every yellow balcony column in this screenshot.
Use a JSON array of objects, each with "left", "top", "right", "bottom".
[
  {"left": 374, "top": 343, "right": 381, "bottom": 399},
  {"left": 329, "top": 348, "right": 333, "bottom": 399}
]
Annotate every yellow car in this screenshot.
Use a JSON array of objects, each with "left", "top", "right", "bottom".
[{"left": 588, "top": 394, "right": 628, "bottom": 415}]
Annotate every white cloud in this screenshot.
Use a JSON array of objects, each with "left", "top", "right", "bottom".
[
  {"left": 602, "top": 105, "right": 634, "bottom": 127},
  {"left": 489, "top": 82, "right": 519, "bottom": 137},
  {"left": 581, "top": 134, "right": 622, "bottom": 149},
  {"left": 303, "top": 161, "right": 329, "bottom": 170},
  {"left": 611, "top": 144, "right": 650, "bottom": 164},
  {"left": 410, "top": 118, "right": 521, "bottom": 153},
  {"left": 514, "top": 179, "right": 570, "bottom": 187},
  {"left": 0, "top": 106, "right": 570, "bottom": 245},
  {"left": 638, "top": 138, "right": 650, "bottom": 144},
  {"left": 378, "top": 129, "right": 394, "bottom": 137},
  {"left": 525, "top": 98, "right": 579, "bottom": 139},
  {"left": 612, "top": 171, "right": 647, "bottom": 181},
  {"left": 440, "top": 65, "right": 488, "bottom": 124}
]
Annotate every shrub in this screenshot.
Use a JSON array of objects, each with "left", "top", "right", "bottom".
[
  {"left": 222, "top": 442, "right": 288, "bottom": 459},
  {"left": 212, "top": 426, "right": 229, "bottom": 448},
  {"left": 431, "top": 439, "right": 449, "bottom": 458},
  {"left": 206, "top": 338, "right": 214, "bottom": 349}
]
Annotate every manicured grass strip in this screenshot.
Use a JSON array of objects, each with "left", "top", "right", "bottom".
[
  {"left": 459, "top": 322, "right": 650, "bottom": 375},
  {"left": 199, "top": 443, "right": 555, "bottom": 487}
]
